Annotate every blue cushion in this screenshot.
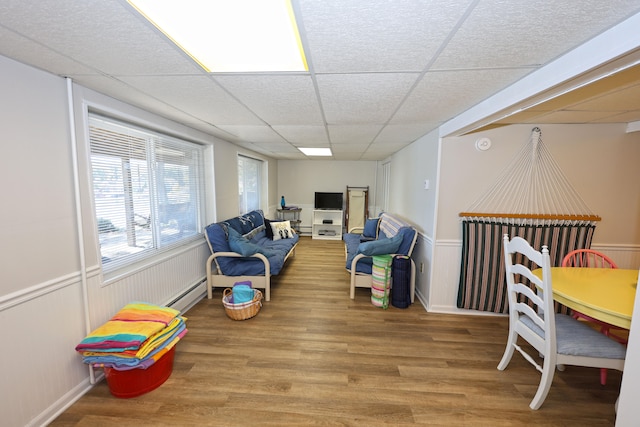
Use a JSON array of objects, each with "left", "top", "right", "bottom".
[
  {"left": 395, "top": 227, "right": 416, "bottom": 256},
  {"left": 520, "top": 313, "right": 626, "bottom": 359},
  {"left": 344, "top": 233, "right": 370, "bottom": 272},
  {"left": 357, "top": 232, "right": 403, "bottom": 256},
  {"left": 204, "top": 223, "right": 231, "bottom": 253},
  {"left": 228, "top": 227, "right": 276, "bottom": 258},
  {"left": 363, "top": 217, "right": 380, "bottom": 238}
]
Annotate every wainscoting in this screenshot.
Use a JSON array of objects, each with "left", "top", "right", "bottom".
[
  {"left": 428, "top": 239, "right": 640, "bottom": 315},
  {"left": 1, "top": 241, "right": 210, "bottom": 427}
]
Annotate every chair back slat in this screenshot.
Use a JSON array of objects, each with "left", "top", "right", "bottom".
[{"left": 562, "top": 249, "right": 617, "bottom": 269}]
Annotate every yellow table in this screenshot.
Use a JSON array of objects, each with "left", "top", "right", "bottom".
[{"left": 533, "top": 267, "right": 638, "bottom": 329}]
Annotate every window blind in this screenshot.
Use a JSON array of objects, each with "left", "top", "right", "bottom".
[
  {"left": 238, "top": 154, "right": 263, "bottom": 214},
  {"left": 88, "top": 114, "right": 204, "bottom": 271}
]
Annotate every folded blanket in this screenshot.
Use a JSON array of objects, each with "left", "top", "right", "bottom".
[
  {"left": 84, "top": 326, "right": 187, "bottom": 368},
  {"left": 111, "top": 302, "right": 180, "bottom": 325},
  {"left": 90, "top": 330, "right": 186, "bottom": 371},
  {"left": 75, "top": 302, "right": 180, "bottom": 352},
  {"left": 80, "top": 316, "right": 186, "bottom": 358}
]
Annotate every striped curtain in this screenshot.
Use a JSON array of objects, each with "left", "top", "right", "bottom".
[{"left": 457, "top": 219, "right": 596, "bottom": 313}]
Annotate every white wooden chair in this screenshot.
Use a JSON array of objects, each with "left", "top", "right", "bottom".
[{"left": 498, "top": 235, "right": 627, "bottom": 410}]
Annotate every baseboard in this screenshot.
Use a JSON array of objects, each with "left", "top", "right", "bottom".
[
  {"left": 35, "top": 281, "right": 205, "bottom": 426},
  {"left": 32, "top": 372, "right": 103, "bottom": 427},
  {"left": 166, "top": 278, "right": 207, "bottom": 313}
]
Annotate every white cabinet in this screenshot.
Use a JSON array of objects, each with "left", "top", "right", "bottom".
[{"left": 312, "top": 209, "right": 343, "bottom": 240}]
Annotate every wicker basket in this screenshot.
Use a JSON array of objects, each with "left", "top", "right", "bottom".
[{"left": 222, "top": 288, "right": 263, "bottom": 320}]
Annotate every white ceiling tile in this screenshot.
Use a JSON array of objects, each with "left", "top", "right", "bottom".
[
  {"left": 328, "top": 125, "right": 383, "bottom": 144},
  {"left": 298, "top": 0, "right": 469, "bottom": 73},
  {"left": 331, "top": 143, "right": 371, "bottom": 153},
  {"left": 374, "top": 124, "right": 440, "bottom": 144},
  {"left": 214, "top": 75, "right": 324, "bottom": 125},
  {"left": 69, "top": 75, "right": 184, "bottom": 116},
  {"left": 432, "top": 0, "right": 640, "bottom": 70},
  {"left": 367, "top": 141, "right": 412, "bottom": 152},
  {"left": 118, "top": 75, "right": 263, "bottom": 125},
  {"left": 0, "top": 27, "right": 98, "bottom": 76},
  {"left": 318, "top": 73, "right": 419, "bottom": 124},
  {"left": 272, "top": 125, "right": 330, "bottom": 145},
  {"left": 391, "top": 69, "right": 530, "bottom": 124},
  {"left": 216, "top": 125, "right": 288, "bottom": 144},
  {"left": 0, "top": 0, "right": 203, "bottom": 75}
]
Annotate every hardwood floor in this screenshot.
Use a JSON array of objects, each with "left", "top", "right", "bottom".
[{"left": 51, "top": 237, "right": 621, "bottom": 426}]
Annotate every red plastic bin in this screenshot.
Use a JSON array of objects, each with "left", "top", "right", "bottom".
[{"left": 103, "top": 346, "right": 175, "bottom": 398}]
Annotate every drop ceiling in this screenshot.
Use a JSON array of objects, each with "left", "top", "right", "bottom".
[{"left": 1, "top": 0, "right": 639, "bottom": 160}]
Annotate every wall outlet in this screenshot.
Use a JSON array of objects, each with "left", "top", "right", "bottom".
[
  {"left": 423, "top": 179, "right": 430, "bottom": 190},
  {"left": 420, "top": 262, "right": 424, "bottom": 273}
]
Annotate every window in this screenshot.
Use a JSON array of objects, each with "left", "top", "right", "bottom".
[
  {"left": 238, "top": 155, "right": 263, "bottom": 214},
  {"left": 89, "top": 114, "right": 204, "bottom": 271}
]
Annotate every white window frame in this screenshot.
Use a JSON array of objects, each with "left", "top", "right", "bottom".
[{"left": 88, "top": 113, "right": 205, "bottom": 273}]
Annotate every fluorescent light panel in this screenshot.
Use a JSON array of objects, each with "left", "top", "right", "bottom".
[
  {"left": 299, "top": 147, "right": 332, "bottom": 156},
  {"left": 127, "top": 0, "right": 308, "bottom": 73}
]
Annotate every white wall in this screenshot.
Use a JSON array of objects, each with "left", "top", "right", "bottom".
[
  {"left": 0, "top": 54, "right": 90, "bottom": 427},
  {"left": 437, "top": 124, "right": 640, "bottom": 244},
  {"left": 387, "top": 129, "right": 440, "bottom": 237},
  {"left": 0, "top": 55, "right": 79, "bottom": 295},
  {"left": 212, "top": 141, "right": 279, "bottom": 221},
  {"left": 0, "top": 54, "right": 271, "bottom": 427},
  {"left": 276, "top": 160, "right": 377, "bottom": 232},
  {"left": 427, "top": 123, "right": 640, "bottom": 314}
]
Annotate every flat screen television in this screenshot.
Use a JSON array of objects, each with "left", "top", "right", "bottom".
[{"left": 314, "top": 192, "right": 343, "bottom": 210}]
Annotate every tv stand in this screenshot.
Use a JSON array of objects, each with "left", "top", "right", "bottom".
[{"left": 312, "top": 209, "right": 342, "bottom": 240}]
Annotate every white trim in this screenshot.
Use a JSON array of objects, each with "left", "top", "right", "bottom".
[
  {"left": 0, "top": 272, "right": 82, "bottom": 312},
  {"left": 31, "top": 374, "right": 102, "bottom": 427}
]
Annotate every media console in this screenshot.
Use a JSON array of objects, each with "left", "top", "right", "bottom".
[{"left": 312, "top": 209, "right": 343, "bottom": 240}]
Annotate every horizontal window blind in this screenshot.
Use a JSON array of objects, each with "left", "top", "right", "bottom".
[
  {"left": 88, "top": 114, "right": 204, "bottom": 271},
  {"left": 238, "top": 154, "right": 262, "bottom": 214}
]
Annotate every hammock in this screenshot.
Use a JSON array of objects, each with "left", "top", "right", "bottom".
[{"left": 457, "top": 128, "right": 600, "bottom": 313}]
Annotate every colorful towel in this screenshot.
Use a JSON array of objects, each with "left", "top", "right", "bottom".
[
  {"left": 75, "top": 302, "right": 180, "bottom": 352},
  {"left": 110, "top": 302, "right": 180, "bottom": 325},
  {"left": 80, "top": 316, "right": 186, "bottom": 359},
  {"left": 84, "top": 326, "right": 187, "bottom": 368},
  {"left": 91, "top": 330, "right": 186, "bottom": 371}
]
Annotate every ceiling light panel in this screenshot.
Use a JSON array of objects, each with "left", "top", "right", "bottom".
[
  {"left": 127, "top": 0, "right": 308, "bottom": 72},
  {"left": 299, "top": 147, "right": 332, "bottom": 156}
]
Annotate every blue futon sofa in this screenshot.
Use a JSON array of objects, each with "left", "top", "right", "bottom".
[
  {"left": 204, "top": 209, "right": 299, "bottom": 301},
  {"left": 343, "top": 212, "right": 417, "bottom": 301}
]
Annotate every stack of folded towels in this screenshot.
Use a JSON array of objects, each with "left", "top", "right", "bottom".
[{"left": 75, "top": 302, "right": 187, "bottom": 370}]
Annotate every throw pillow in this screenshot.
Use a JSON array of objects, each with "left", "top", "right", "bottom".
[
  {"left": 271, "top": 220, "right": 294, "bottom": 240},
  {"left": 363, "top": 217, "right": 380, "bottom": 238},
  {"left": 357, "top": 232, "right": 403, "bottom": 256}
]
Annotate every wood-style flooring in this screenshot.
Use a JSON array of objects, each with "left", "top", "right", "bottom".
[{"left": 50, "top": 237, "right": 621, "bottom": 426}]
